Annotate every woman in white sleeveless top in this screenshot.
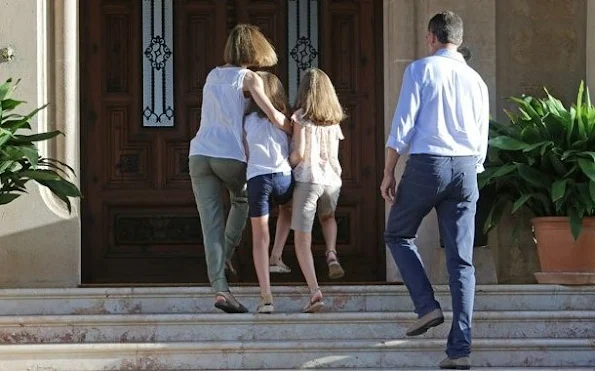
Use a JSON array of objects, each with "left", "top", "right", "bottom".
[{"left": 188, "top": 24, "right": 291, "bottom": 313}]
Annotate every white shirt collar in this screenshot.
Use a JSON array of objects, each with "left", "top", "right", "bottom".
[{"left": 434, "top": 48, "right": 466, "bottom": 63}]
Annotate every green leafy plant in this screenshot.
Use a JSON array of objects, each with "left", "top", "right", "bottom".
[
  {"left": 0, "top": 78, "right": 81, "bottom": 211},
  {"left": 479, "top": 81, "right": 595, "bottom": 240}
]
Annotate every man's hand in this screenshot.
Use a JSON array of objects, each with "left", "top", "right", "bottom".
[
  {"left": 380, "top": 147, "right": 400, "bottom": 204},
  {"left": 380, "top": 171, "right": 396, "bottom": 204}
]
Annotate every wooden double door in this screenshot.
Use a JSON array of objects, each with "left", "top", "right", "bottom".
[{"left": 81, "top": 0, "right": 384, "bottom": 284}]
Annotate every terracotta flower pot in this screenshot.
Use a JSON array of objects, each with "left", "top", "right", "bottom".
[{"left": 532, "top": 217, "right": 595, "bottom": 284}]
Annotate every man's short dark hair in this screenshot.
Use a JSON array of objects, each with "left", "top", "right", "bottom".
[{"left": 428, "top": 11, "right": 463, "bottom": 45}]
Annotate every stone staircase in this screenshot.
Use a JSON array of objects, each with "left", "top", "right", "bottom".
[{"left": 0, "top": 285, "right": 593, "bottom": 370}]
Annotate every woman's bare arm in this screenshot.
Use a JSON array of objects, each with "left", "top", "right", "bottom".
[
  {"left": 242, "top": 120, "right": 250, "bottom": 161},
  {"left": 243, "top": 71, "right": 292, "bottom": 135}
]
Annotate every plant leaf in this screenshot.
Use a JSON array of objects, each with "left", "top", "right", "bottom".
[
  {"left": 578, "top": 183, "right": 595, "bottom": 211},
  {"left": 578, "top": 151, "right": 595, "bottom": 162},
  {"left": 17, "top": 169, "right": 63, "bottom": 181},
  {"left": 516, "top": 163, "right": 551, "bottom": 189},
  {"left": 35, "top": 179, "right": 82, "bottom": 213},
  {"left": 0, "top": 193, "right": 21, "bottom": 205},
  {"left": 0, "top": 78, "right": 13, "bottom": 101},
  {"left": 1, "top": 99, "right": 24, "bottom": 112},
  {"left": 38, "top": 178, "right": 82, "bottom": 197},
  {"left": 568, "top": 207, "right": 583, "bottom": 240},
  {"left": 19, "top": 145, "right": 40, "bottom": 168},
  {"left": 11, "top": 131, "right": 63, "bottom": 143},
  {"left": 561, "top": 150, "right": 579, "bottom": 161},
  {"left": 590, "top": 181, "right": 595, "bottom": 203},
  {"left": 551, "top": 179, "right": 567, "bottom": 202},
  {"left": 489, "top": 136, "right": 530, "bottom": 151},
  {"left": 512, "top": 194, "right": 532, "bottom": 214},
  {"left": 482, "top": 196, "right": 509, "bottom": 233},
  {"left": 578, "top": 158, "right": 595, "bottom": 183},
  {"left": 1, "top": 118, "right": 31, "bottom": 131},
  {"left": 522, "top": 141, "right": 553, "bottom": 153}
]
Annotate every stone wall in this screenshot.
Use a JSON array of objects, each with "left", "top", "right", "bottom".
[
  {"left": 0, "top": 0, "right": 81, "bottom": 288},
  {"left": 384, "top": 0, "right": 588, "bottom": 283},
  {"left": 493, "top": 0, "right": 587, "bottom": 283}
]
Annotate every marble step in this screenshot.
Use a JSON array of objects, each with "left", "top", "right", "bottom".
[
  {"left": 0, "top": 311, "right": 593, "bottom": 344},
  {"left": 0, "top": 285, "right": 593, "bottom": 315},
  {"left": 0, "top": 339, "right": 592, "bottom": 369}
]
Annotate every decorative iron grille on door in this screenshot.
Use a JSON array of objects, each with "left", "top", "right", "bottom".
[
  {"left": 287, "top": 0, "right": 319, "bottom": 104},
  {"left": 142, "top": 0, "right": 175, "bottom": 127}
]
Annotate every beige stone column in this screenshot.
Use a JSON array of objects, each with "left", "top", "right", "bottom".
[{"left": 383, "top": 0, "right": 417, "bottom": 282}]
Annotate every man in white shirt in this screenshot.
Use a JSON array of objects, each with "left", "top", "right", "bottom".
[{"left": 380, "top": 11, "right": 489, "bottom": 370}]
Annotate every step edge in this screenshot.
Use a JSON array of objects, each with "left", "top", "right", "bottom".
[
  {"left": 0, "top": 285, "right": 594, "bottom": 299},
  {"left": 0, "top": 338, "right": 592, "bottom": 354},
  {"left": 1, "top": 310, "right": 594, "bottom": 325}
]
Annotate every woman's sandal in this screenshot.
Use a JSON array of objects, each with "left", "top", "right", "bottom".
[
  {"left": 326, "top": 250, "right": 345, "bottom": 279},
  {"left": 214, "top": 291, "right": 248, "bottom": 313},
  {"left": 303, "top": 288, "right": 325, "bottom": 313}
]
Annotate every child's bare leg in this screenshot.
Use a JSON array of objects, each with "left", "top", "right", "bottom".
[
  {"left": 294, "top": 230, "right": 324, "bottom": 311},
  {"left": 251, "top": 215, "right": 272, "bottom": 298},
  {"left": 319, "top": 213, "right": 344, "bottom": 279},
  {"left": 319, "top": 213, "right": 337, "bottom": 254},
  {"left": 270, "top": 203, "right": 291, "bottom": 265}
]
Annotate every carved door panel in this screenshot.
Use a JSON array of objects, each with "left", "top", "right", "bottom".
[
  {"left": 81, "top": 0, "right": 383, "bottom": 284},
  {"left": 316, "top": 0, "right": 384, "bottom": 282},
  {"left": 81, "top": 0, "right": 228, "bottom": 283}
]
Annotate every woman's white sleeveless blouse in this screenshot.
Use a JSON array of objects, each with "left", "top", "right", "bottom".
[{"left": 189, "top": 67, "right": 250, "bottom": 162}]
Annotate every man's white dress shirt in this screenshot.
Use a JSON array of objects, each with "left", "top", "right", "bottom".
[{"left": 387, "top": 48, "right": 490, "bottom": 172}]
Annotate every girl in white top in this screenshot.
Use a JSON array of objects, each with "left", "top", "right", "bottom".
[
  {"left": 188, "top": 24, "right": 291, "bottom": 314},
  {"left": 243, "top": 71, "right": 293, "bottom": 313},
  {"left": 289, "top": 68, "right": 346, "bottom": 313}
]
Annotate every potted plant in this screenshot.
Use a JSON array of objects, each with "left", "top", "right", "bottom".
[
  {"left": 479, "top": 82, "right": 595, "bottom": 284},
  {"left": 0, "top": 78, "right": 81, "bottom": 210}
]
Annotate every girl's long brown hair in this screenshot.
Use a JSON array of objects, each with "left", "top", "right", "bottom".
[
  {"left": 246, "top": 71, "right": 289, "bottom": 118},
  {"left": 294, "top": 68, "right": 346, "bottom": 126}
]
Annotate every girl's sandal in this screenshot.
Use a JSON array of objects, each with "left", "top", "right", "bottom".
[
  {"left": 257, "top": 293, "right": 275, "bottom": 314},
  {"left": 269, "top": 259, "right": 291, "bottom": 274},
  {"left": 214, "top": 291, "right": 248, "bottom": 313},
  {"left": 302, "top": 288, "right": 325, "bottom": 313},
  {"left": 326, "top": 250, "right": 345, "bottom": 279}
]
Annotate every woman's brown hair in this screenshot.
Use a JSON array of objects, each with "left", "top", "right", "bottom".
[
  {"left": 224, "top": 24, "right": 277, "bottom": 67},
  {"left": 294, "top": 68, "right": 346, "bottom": 126},
  {"left": 247, "top": 71, "right": 289, "bottom": 118}
]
